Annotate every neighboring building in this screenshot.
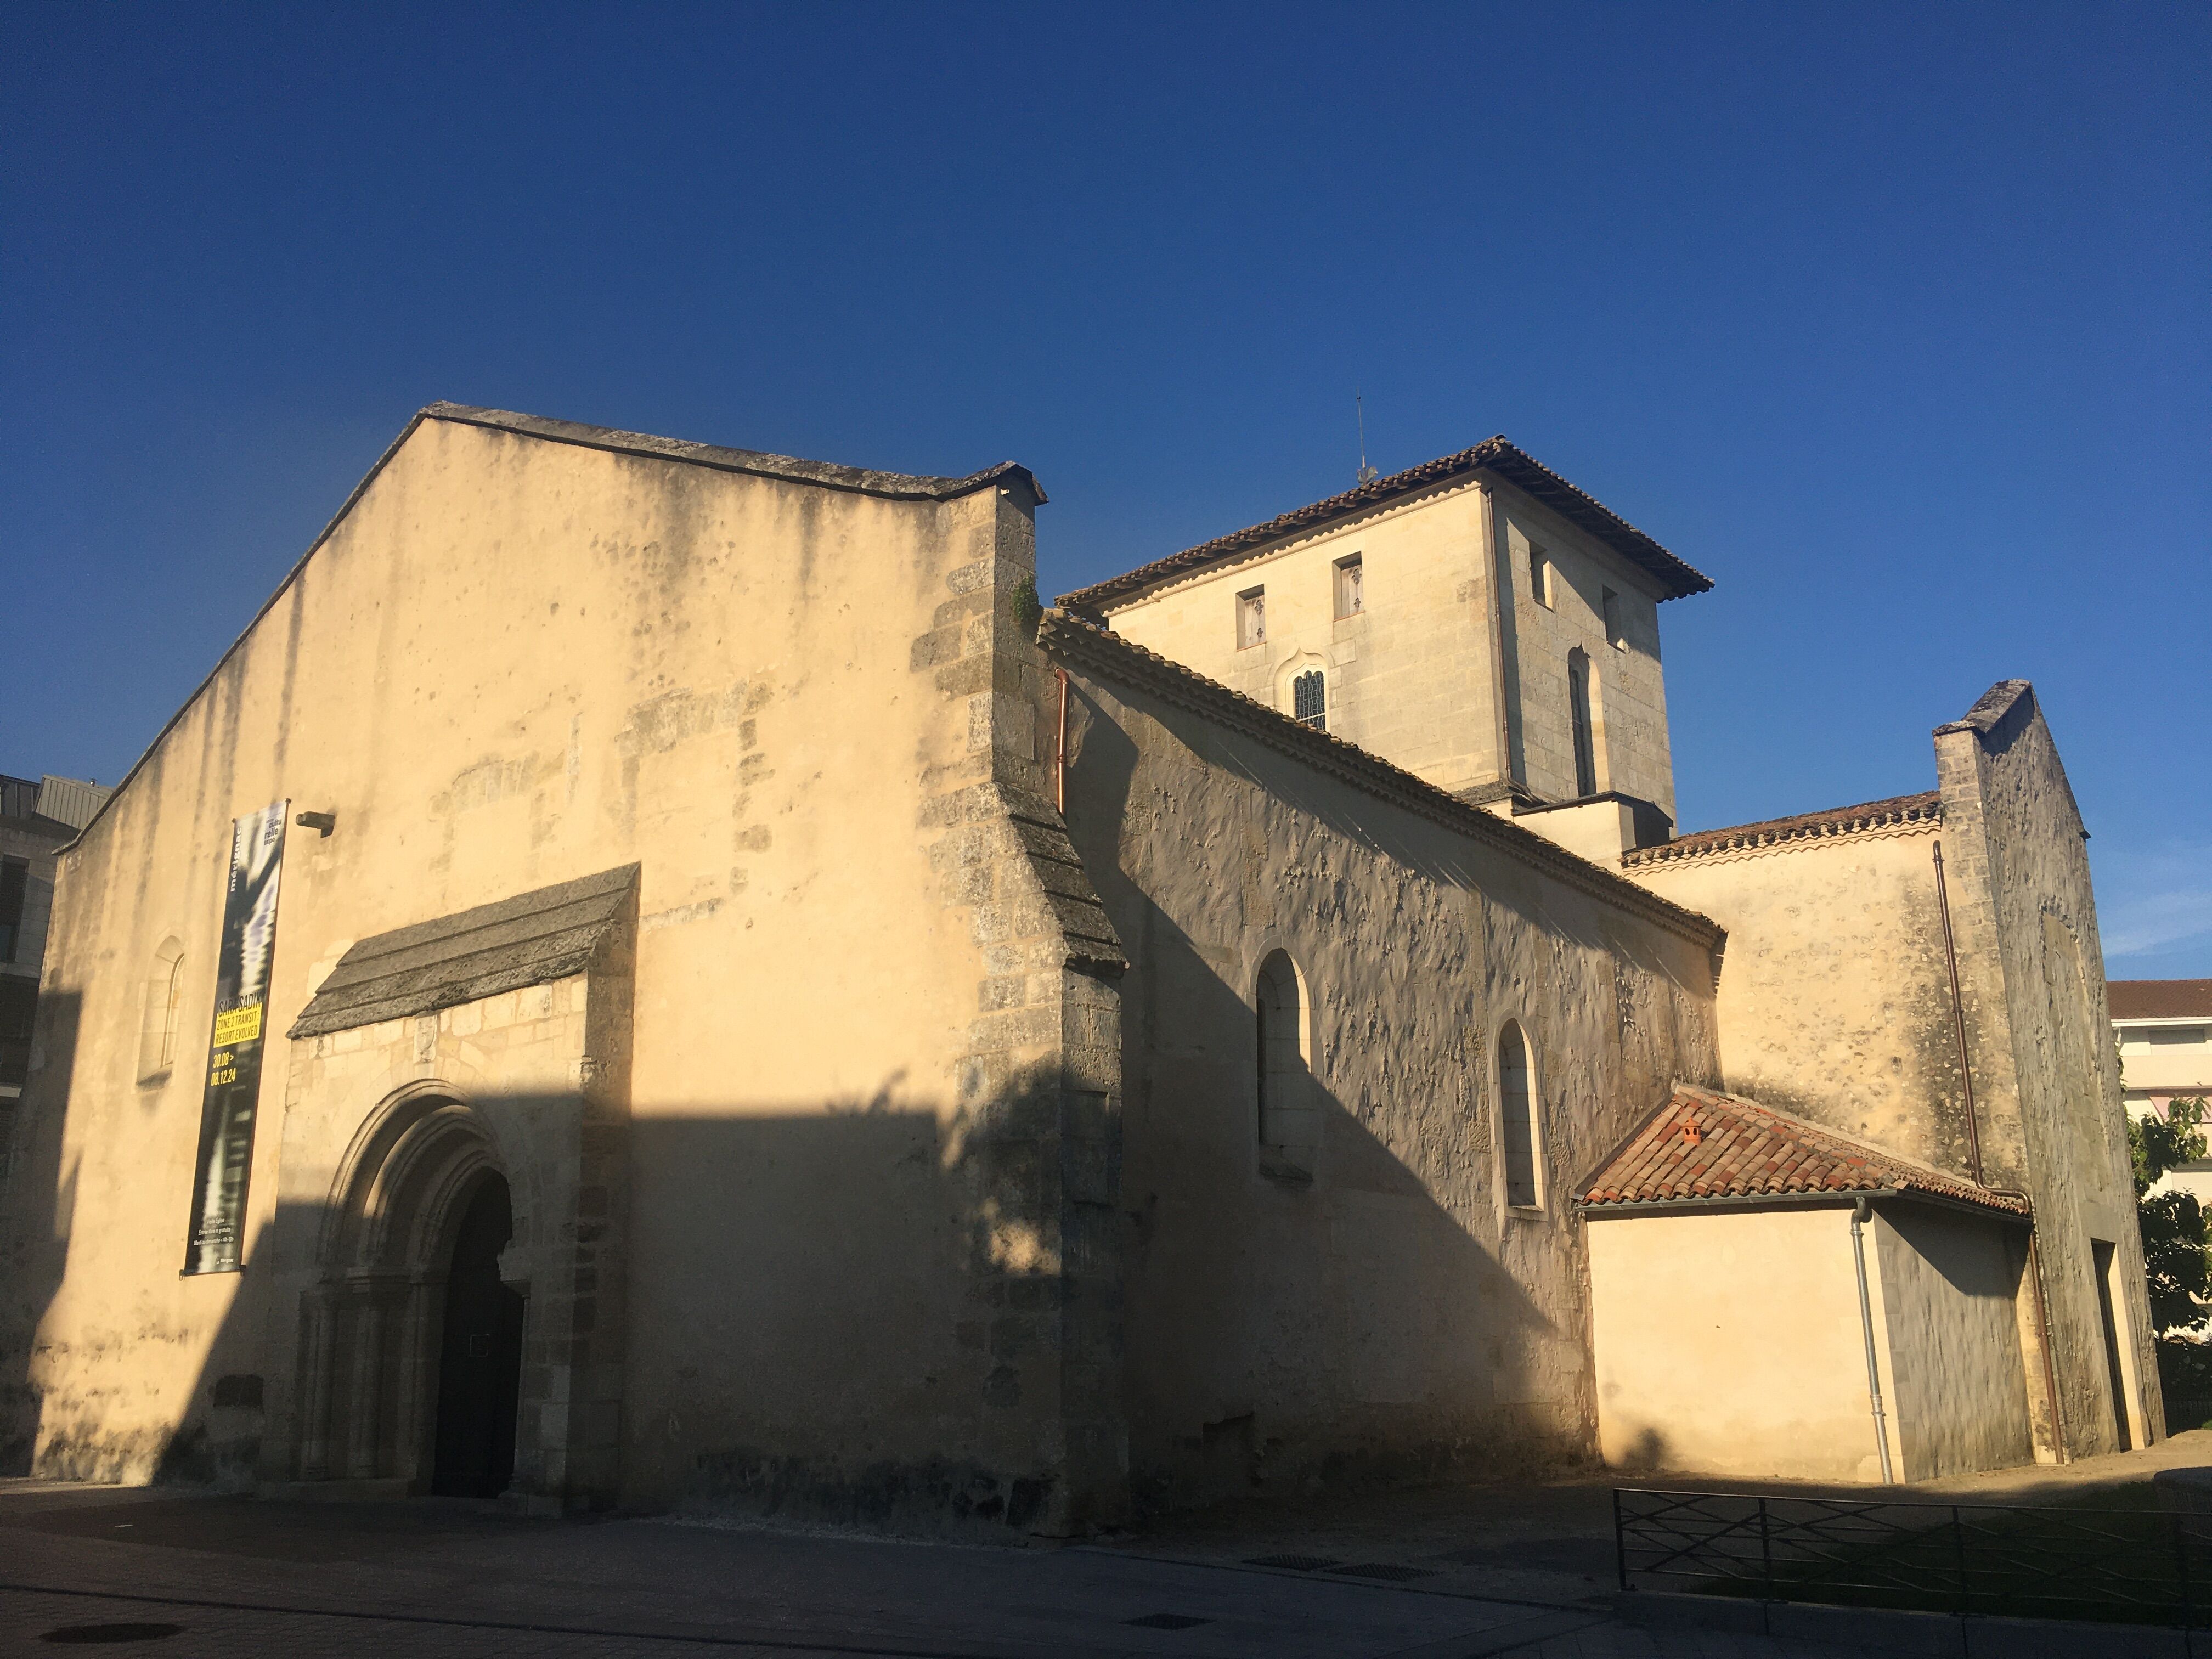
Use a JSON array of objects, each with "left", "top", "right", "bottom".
[
  {"left": 2113, "top": 979, "right": 2212, "bottom": 1211},
  {"left": 2, "top": 775, "right": 111, "bottom": 1106},
  {"left": 0, "top": 404, "right": 2155, "bottom": 1519},
  {"left": 2114, "top": 981, "right": 2212, "bottom": 1120}
]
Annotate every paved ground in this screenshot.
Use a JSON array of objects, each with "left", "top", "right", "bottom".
[{"left": 5, "top": 1443, "right": 2206, "bottom": 1658}]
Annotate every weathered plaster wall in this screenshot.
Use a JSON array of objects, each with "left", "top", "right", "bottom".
[
  {"left": 1, "top": 411, "right": 1123, "bottom": 1528},
  {"left": 1047, "top": 631, "right": 1721, "bottom": 1506},
  {"left": 1492, "top": 494, "right": 1675, "bottom": 821},
  {"left": 1626, "top": 821, "right": 1973, "bottom": 1169},
  {"left": 1934, "top": 684, "right": 2158, "bottom": 1456},
  {"left": 1873, "top": 1205, "right": 2033, "bottom": 1480},
  {"left": 1094, "top": 476, "right": 1504, "bottom": 797},
  {"left": 1588, "top": 1207, "right": 1894, "bottom": 1482},
  {"left": 1092, "top": 476, "right": 1679, "bottom": 815}
]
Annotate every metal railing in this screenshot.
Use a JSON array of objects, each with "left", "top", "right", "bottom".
[{"left": 1616, "top": 1487, "right": 2212, "bottom": 1628}]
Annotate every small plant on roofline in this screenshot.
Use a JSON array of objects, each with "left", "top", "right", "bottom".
[
  {"left": 1008, "top": 575, "right": 1043, "bottom": 637},
  {"left": 2129, "top": 1093, "right": 2212, "bottom": 1336}
]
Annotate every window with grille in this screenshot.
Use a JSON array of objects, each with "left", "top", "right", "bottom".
[
  {"left": 1334, "top": 554, "right": 1363, "bottom": 618},
  {"left": 1292, "top": 669, "right": 1327, "bottom": 731},
  {"left": 1237, "top": 588, "right": 1267, "bottom": 648}
]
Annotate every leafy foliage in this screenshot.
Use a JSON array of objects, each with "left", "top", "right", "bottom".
[{"left": 2129, "top": 1094, "right": 2211, "bottom": 1335}]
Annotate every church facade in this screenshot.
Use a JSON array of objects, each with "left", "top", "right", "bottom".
[{"left": 0, "top": 404, "right": 2154, "bottom": 1526}]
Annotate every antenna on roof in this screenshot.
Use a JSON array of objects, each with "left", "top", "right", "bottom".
[{"left": 1356, "top": 393, "right": 1379, "bottom": 486}]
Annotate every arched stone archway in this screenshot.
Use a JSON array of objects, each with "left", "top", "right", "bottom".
[{"left": 295, "top": 1086, "right": 526, "bottom": 1494}]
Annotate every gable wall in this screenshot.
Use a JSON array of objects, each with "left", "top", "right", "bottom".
[
  {"left": 1935, "top": 693, "right": 2158, "bottom": 1456},
  {"left": 2, "top": 418, "right": 1121, "bottom": 1527}
]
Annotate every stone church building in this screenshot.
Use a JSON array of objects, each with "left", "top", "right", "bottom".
[{"left": 0, "top": 404, "right": 2155, "bottom": 1527}]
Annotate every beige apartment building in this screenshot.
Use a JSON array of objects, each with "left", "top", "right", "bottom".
[
  {"left": 2114, "top": 980, "right": 2212, "bottom": 1214},
  {"left": 0, "top": 404, "right": 2156, "bottom": 1521}
]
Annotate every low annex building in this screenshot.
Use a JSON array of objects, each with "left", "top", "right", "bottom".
[{"left": 0, "top": 404, "right": 2154, "bottom": 1525}]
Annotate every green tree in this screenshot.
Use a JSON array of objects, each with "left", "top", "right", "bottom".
[{"left": 2129, "top": 1094, "right": 2212, "bottom": 1334}]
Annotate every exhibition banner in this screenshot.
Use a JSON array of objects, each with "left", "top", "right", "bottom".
[{"left": 183, "top": 800, "right": 288, "bottom": 1275}]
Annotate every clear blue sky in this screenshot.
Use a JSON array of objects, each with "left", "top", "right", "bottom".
[{"left": 4, "top": 3, "right": 2206, "bottom": 975}]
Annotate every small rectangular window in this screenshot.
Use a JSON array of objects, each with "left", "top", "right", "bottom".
[
  {"left": 1237, "top": 587, "right": 1267, "bottom": 649},
  {"left": 1334, "top": 554, "right": 1363, "bottom": 618},
  {"left": 0, "top": 859, "right": 27, "bottom": 964},
  {"left": 1528, "top": 546, "right": 1551, "bottom": 608},
  {"left": 1602, "top": 587, "right": 1624, "bottom": 650},
  {"left": 1292, "top": 669, "right": 1327, "bottom": 732}
]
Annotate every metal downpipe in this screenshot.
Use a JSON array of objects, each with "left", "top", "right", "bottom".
[{"left": 1853, "top": 1197, "right": 1896, "bottom": 1484}]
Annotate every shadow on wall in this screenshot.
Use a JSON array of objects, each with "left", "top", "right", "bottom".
[
  {"left": 1, "top": 989, "right": 80, "bottom": 1475},
  {"left": 0, "top": 1040, "right": 1119, "bottom": 1537},
  {"left": 1063, "top": 688, "right": 1576, "bottom": 1515}
]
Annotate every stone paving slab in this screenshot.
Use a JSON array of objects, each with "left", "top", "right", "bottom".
[{"left": 0, "top": 1480, "right": 2037, "bottom": 1657}]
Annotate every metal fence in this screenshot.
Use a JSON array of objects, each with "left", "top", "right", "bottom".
[{"left": 1616, "top": 1487, "right": 2212, "bottom": 1627}]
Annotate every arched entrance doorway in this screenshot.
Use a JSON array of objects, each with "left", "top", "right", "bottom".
[
  {"left": 295, "top": 1087, "right": 533, "bottom": 1498},
  {"left": 431, "top": 1174, "right": 524, "bottom": 1497}
]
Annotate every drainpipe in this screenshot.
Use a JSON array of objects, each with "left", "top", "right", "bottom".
[{"left": 1852, "top": 1197, "right": 1896, "bottom": 1485}]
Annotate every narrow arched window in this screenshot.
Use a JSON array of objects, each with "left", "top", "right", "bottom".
[
  {"left": 1292, "top": 670, "right": 1327, "bottom": 732},
  {"left": 1256, "top": 950, "right": 1317, "bottom": 1178},
  {"left": 139, "top": 939, "right": 185, "bottom": 1082},
  {"left": 1568, "top": 648, "right": 1598, "bottom": 799},
  {"left": 1499, "top": 1022, "right": 1541, "bottom": 1207}
]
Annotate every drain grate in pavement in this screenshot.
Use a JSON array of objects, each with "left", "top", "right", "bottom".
[
  {"left": 1327, "top": 1562, "right": 1440, "bottom": 1582},
  {"left": 1244, "top": 1553, "right": 1341, "bottom": 1570},
  {"left": 1125, "top": 1613, "right": 1212, "bottom": 1629},
  {"left": 40, "top": 1627, "right": 186, "bottom": 1646}
]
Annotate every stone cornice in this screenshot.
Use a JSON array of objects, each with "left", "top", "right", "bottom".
[{"left": 1623, "top": 792, "right": 1942, "bottom": 871}]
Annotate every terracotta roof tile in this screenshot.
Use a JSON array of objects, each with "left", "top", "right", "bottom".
[
  {"left": 1622, "top": 791, "right": 1939, "bottom": 868},
  {"left": 2109, "top": 980, "right": 2212, "bottom": 1022},
  {"left": 1579, "top": 1083, "right": 2027, "bottom": 1216},
  {"left": 1058, "top": 437, "right": 1709, "bottom": 613}
]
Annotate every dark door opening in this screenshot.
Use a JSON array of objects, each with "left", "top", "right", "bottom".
[
  {"left": 432, "top": 1175, "right": 524, "bottom": 1497},
  {"left": 2090, "top": 1238, "right": 2134, "bottom": 1452}
]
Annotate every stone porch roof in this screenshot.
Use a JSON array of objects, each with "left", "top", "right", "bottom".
[{"left": 289, "top": 864, "right": 637, "bottom": 1039}]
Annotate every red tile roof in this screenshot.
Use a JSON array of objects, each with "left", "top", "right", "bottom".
[
  {"left": 1580, "top": 1084, "right": 2027, "bottom": 1216},
  {"left": 2110, "top": 980, "right": 2212, "bottom": 1022},
  {"left": 1622, "top": 791, "right": 1939, "bottom": 868},
  {"left": 1057, "top": 437, "right": 1711, "bottom": 613}
]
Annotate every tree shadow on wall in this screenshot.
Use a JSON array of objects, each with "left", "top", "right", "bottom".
[
  {"left": 1059, "top": 683, "right": 1581, "bottom": 1517},
  {"left": 1, "top": 1042, "right": 1121, "bottom": 1538}
]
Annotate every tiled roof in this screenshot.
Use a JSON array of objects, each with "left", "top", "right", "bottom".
[
  {"left": 1579, "top": 1083, "right": 2027, "bottom": 1216},
  {"left": 2110, "top": 980, "right": 2212, "bottom": 1022},
  {"left": 1058, "top": 437, "right": 1711, "bottom": 613},
  {"left": 1622, "top": 791, "right": 1939, "bottom": 868}
]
